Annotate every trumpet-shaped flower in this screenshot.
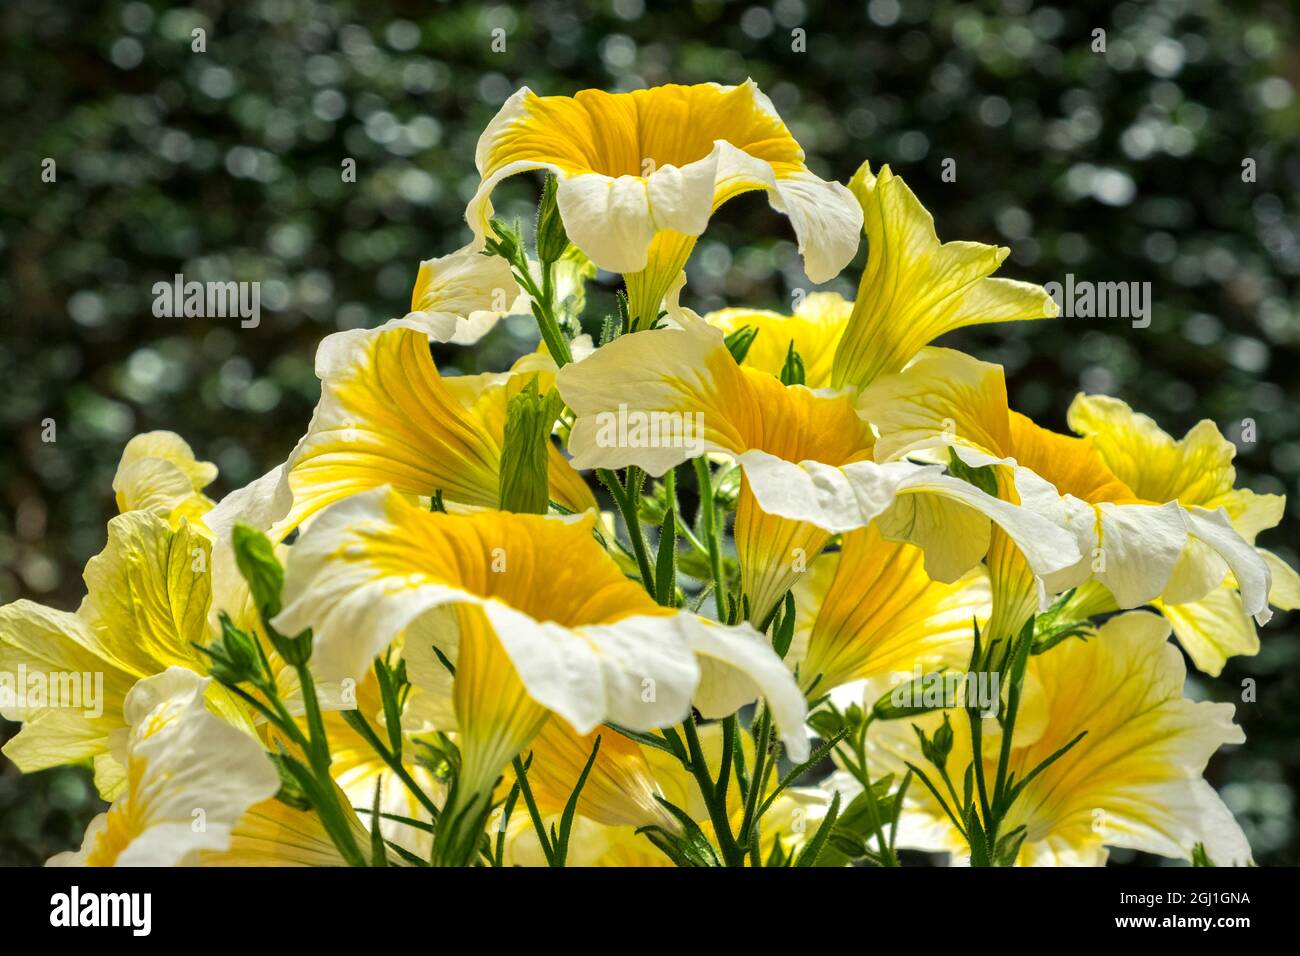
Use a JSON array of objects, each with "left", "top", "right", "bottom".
[
  {"left": 790, "top": 525, "right": 990, "bottom": 696},
  {"left": 112, "top": 430, "right": 217, "bottom": 528},
  {"left": 557, "top": 316, "right": 1081, "bottom": 623},
  {"left": 866, "top": 612, "right": 1251, "bottom": 866},
  {"left": 831, "top": 163, "right": 1058, "bottom": 392},
  {"left": 271, "top": 324, "right": 594, "bottom": 537},
  {"left": 271, "top": 489, "right": 810, "bottom": 814},
  {"left": 1066, "top": 393, "right": 1300, "bottom": 674},
  {"left": 49, "top": 667, "right": 279, "bottom": 867},
  {"left": 466, "top": 81, "right": 862, "bottom": 328},
  {"left": 857, "top": 348, "right": 1272, "bottom": 646},
  {"left": 0, "top": 512, "right": 248, "bottom": 798}
]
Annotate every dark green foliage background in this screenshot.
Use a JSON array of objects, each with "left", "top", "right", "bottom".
[{"left": 2, "top": 0, "right": 1297, "bottom": 865}]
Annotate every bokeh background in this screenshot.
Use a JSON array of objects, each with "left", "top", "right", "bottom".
[{"left": 2, "top": 0, "right": 1298, "bottom": 865}]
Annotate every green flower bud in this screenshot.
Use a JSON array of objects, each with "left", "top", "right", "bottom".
[
  {"left": 779, "top": 340, "right": 806, "bottom": 386},
  {"left": 232, "top": 522, "right": 284, "bottom": 618},
  {"left": 499, "top": 376, "right": 563, "bottom": 514},
  {"left": 724, "top": 325, "right": 758, "bottom": 364},
  {"left": 535, "top": 175, "right": 570, "bottom": 265},
  {"left": 206, "top": 611, "right": 267, "bottom": 686}
]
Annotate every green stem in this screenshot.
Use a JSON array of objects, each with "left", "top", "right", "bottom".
[
  {"left": 598, "top": 467, "right": 656, "bottom": 597},
  {"left": 692, "top": 457, "right": 727, "bottom": 622},
  {"left": 513, "top": 262, "right": 572, "bottom": 367},
  {"left": 855, "top": 721, "right": 896, "bottom": 866},
  {"left": 969, "top": 706, "right": 994, "bottom": 848},
  {"left": 738, "top": 707, "right": 772, "bottom": 843},
  {"left": 681, "top": 717, "right": 744, "bottom": 867},
  {"left": 341, "top": 708, "right": 440, "bottom": 823},
  {"left": 293, "top": 663, "right": 369, "bottom": 867}
]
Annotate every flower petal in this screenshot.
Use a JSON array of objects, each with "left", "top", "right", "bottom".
[{"left": 831, "top": 164, "right": 1056, "bottom": 390}]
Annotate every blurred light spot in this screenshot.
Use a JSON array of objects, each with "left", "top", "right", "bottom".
[
  {"left": 1257, "top": 77, "right": 1294, "bottom": 111},
  {"left": 1091, "top": 168, "right": 1137, "bottom": 206},
  {"left": 385, "top": 20, "right": 421, "bottom": 51},
  {"left": 110, "top": 37, "right": 144, "bottom": 70},
  {"left": 741, "top": 7, "right": 773, "bottom": 39},
  {"left": 1227, "top": 336, "right": 1269, "bottom": 373},
  {"left": 68, "top": 291, "right": 107, "bottom": 328},
  {"left": 978, "top": 96, "right": 1011, "bottom": 127},
  {"left": 896, "top": 129, "right": 929, "bottom": 160},
  {"left": 868, "top": 0, "right": 901, "bottom": 27},
  {"left": 1145, "top": 37, "right": 1185, "bottom": 78},
  {"left": 197, "top": 66, "right": 236, "bottom": 99},
  {"left": 601, "top": 34, "right": 637, "bottom": 71},
  {"left": 1183, "top": 313, "right": 1221, "bottom": 346}
]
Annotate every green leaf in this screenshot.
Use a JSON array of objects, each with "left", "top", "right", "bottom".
[
  {"left": 202, "top": 611, "right": 267, "bottom": 685},
  {"left": 772, "top": 590, "right": 796, "bottom": 659},
  {"left": 872, "top": 672, "right": 957, "bottom": 720},
  {"left": 598, "top": 312, "right": 622, "bottom": 347},
  {"left": 966, "top": 803, "right": 991, "bottom": 867},
  {"left": 795, "top": 790, "right": 841, "bottom": 866},
  {"left": 807, "top": 708, "right": 845, "bottom": 741},
  {"left": 369, "top": 776, "right": 388, "bottom": 867},
  {"left": 484, "top": 217, "right": 524, "bottom": 265},
  {"left": 654, "top": 507, "right": 677, "bottom": 606},
  {"left": 268, "top": 752, "right": 314, "bottom": 811},
  {"left": 833, "top": 775, "right": 897, "bottom": 842},
  {"left": 993, "top": 824, "right": 1027, "bottom": 867},
  {"left": 1008, "top": 730, "right": 1088, "bottom": 805},
  {"left": 755, "top": 727, "right": 850, "bottom": 821},
  {"left": 554, "top": 735, "right": 602, "bottom": 867}
]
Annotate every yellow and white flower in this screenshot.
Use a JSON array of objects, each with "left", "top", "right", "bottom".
[
  {"left": 0, "top": 512, "right": 248, "bottom": 798},
  {"left": 271, "top": 488, "right": 811, "bottom": 812},
  {"left": 268, "top": 323, "right": 595, "bottom": 538},
  {"left": 864, "top": 612, "right": 1251, "bottom": 866},
  {"left": 1067, "top": 393, "right": 1300, "bottom": 674},
  {"left": 466, "top": 81, "right": 862, "bottom": 328},
  {"left": 831, "top": 163, "right": 1058, "bottom": 391},
  {"left": 858, "top": 347, "right": 1273, "bottom": 646},
  {"left": 557, "top": 316, "right": 1081, "bottom": 623},
  {"left": 49, "top": 667, "right": 279, "bottom": 867}
]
